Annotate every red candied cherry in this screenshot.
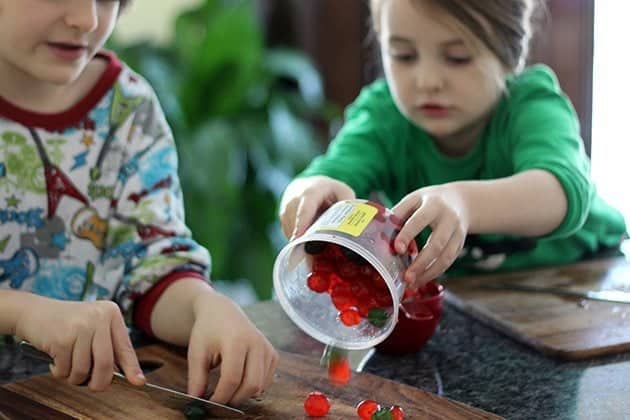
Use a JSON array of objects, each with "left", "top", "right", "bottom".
[
  {"left": 307, "top": 272, "right": 330, "bottom": 293},
  {"left": 304, "top": 391, "right": 330, "bottom": 417},
  {"left": 390, "top": 405, "right": 404, "bottom": 420},
  {"left": 328, "top": 357, "right": 351, "bottom": 386},
  {"left": 338, "top": 262, "right": 361, "bottom": 280},
  {"left": 339, "top": 307, "right": 362, "bottom": 326},
  {"left": 331, "top": 282, "right": 357, "bottom": 311},
  {"left": 357, "top": 399, "right": 381, "bottom": 420},
  {"left": 313, "top": 258, "right": 335, "bottom": 273}
]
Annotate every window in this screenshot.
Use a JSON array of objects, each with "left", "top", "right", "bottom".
[{"left": 591, "top": 3, "right": 630, "bottom": 224}]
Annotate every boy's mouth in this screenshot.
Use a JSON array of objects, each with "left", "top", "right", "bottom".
[{"left": 47, "top": 42, "right": 88, "bottom": 61}]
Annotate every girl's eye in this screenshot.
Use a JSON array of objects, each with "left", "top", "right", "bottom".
[{"left": 446, "top": 56, "right": 472, "bottom": 66}]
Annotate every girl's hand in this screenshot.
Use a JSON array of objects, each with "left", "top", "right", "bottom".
[
  {"left": 392, "top": 184, "right": 470, "bottom": 289},
  {"left": 15, "top": 297, "right": 145, "bottom": 391},
  {"left": 187, "top": 291, "right": 279, "bottom": 406},
  {"left": 279, "top": 176, "right": 355, "bottom": 240}
]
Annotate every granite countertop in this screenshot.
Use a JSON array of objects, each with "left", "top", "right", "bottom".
[{"left": 3, "top": 302, "right": 630, "bottom": 419}]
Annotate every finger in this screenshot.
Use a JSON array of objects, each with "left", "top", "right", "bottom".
[
  {"left": 230, "top": 350, "right": 265, "bottom": 405},
  {"left": 292, "top": 196, "right": 318, "bottom": 239},
  {"left": 67, "top": 330, "right": 93, "bottom": 386},
  {"left": 263, "top": 349, "right": 279, "bottom": 391},
  {"left": 395, "top": 201, "right": 440, "bottom": 255},
  {"left": 279, "top": 200, "right": 298, "bottom": 239},
  {"left": 111, "top": 313, "right": 145, "bottom": 386},
  {"left": 417, "top": 229, "right": 465, "bottom": 285},
  {"left": 187, "top": 342, "right": 211, "bottom": 397},
  {"left": 210, "top": 345, "right": 246, "bottom": 405},
  {"left": 405, "top": 220, "right": 456, "bottom": 284},
  {"left": 49, "top": 342, "right": 73, "bottom": 379},
  {"left": 88, "top": 323, "right": 114, "bottom": 392}
]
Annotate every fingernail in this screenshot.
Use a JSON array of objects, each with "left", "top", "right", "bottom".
[
  {"left": 396, "top": 241, "right": 406, "bottom": 254},
  {"left": 137, "top": 371, "right": 146, "bottom": 381}
]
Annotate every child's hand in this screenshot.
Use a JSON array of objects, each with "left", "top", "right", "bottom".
[
  {"left": 392, "top": 184, "right": 469, "bottom": 289},
  {"left": 187, "top": 291, "right": 279, "bottom": 406},
  {"left": 279, "top": 176, "right": 355, "bottom": 240},
  {"left": 15, "top": 297, "right": 146, "bottom": 391}
]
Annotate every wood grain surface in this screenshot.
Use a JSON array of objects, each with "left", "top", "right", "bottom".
[
  {"left": 1, "top": 345, "right": 500, "bottom": 419},
  {"left": 445, "top": 257, "right": 630, "bottom": 360}
]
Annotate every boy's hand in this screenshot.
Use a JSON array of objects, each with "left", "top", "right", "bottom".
[
  {"left": 187, "top": 291, "right": 278, "bottom": 406},
  {"left": 392, "top": 184, "right": 469, "bottom": 289},
  {"left": 279, "top": 176, "right": 355, "bottom": 240},
  {"left": 15, "top": 298, "right": 145, "bottom": 391}
]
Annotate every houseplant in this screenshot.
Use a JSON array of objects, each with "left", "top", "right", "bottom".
[{"left": 111, "top": 0, "right": 337, "bottom": 298}]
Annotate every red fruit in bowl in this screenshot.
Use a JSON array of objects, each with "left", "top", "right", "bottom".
[
  {"left": 304, "top": 391, "right": 330, "bottom": 417},
  {"left": 377, "top": 280, "right": 444, "bottom": 355}
]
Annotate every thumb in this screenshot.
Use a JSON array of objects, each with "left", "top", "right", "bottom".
[{"left": 292, "top": 196, "right": 316, "bottom": 239}]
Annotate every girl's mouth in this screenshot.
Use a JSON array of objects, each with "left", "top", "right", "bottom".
[{"left": 419, "top": 104, "right": 450, "bottom": 118}]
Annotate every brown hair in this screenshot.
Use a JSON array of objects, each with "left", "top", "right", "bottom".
[{"left": 370, "top": 0, "right": 543, "bottom": 72}]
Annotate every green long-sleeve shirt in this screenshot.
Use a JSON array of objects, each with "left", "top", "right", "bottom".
[{"left": 301, "top": 65, "right": 627, "bottom": 275}]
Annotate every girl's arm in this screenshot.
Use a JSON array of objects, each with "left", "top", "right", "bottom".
[{"left": 453, "top": 169, "right": 567, "bottom": 237}]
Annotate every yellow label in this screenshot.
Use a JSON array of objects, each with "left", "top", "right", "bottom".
[{"left": 316, "top": 202, "right": 377, "bottom": 237}]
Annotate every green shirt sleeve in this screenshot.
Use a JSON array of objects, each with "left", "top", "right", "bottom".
[
  {"left": 300, "top": 80, "right": 401, "bottom": 198},
  {"left": 507, "top": 65, "right": 594, "bottom": 239}
]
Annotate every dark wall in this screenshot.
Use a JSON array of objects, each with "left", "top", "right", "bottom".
[{"left": 261, "top": 0, "right": 595, "bottom": 154}]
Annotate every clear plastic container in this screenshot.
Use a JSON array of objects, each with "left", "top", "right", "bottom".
[{"left": 273, "top": 200, "right": 415, "bottom": 350}]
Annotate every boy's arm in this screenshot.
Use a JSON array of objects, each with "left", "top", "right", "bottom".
[{"left": 0, "top": 290, "right": 37, "bottom": 335}]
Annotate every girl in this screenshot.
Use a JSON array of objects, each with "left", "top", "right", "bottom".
[
  {"left": 0, "top": 0, "right": 277, "bottom": 405},
  {"left": 280, "top": 0, "right": 626, "bottom": 289}
]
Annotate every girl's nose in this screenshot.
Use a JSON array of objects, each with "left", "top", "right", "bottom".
[
  {"left": 415, "top": 62, "right": 445, "bottom": 92},
  {"left": 64, "top": 0, "right": 99, "bottom": 33}
]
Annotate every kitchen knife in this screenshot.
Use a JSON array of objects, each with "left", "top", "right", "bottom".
[
  {"left": 480, "top": 283, "right": 630, "bottom": 304},
  {"left": 18, "top": 341, "right": 244, "bottom": 418}
]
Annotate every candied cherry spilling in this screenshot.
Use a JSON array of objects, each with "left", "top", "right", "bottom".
[
  {"left": 304, "top": 391, "right": 331, "bottom": 417},
  {"left": 305, "top": 242, "right": 393, "bottom": 327}
]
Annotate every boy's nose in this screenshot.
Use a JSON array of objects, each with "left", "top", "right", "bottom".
[{"left": 64, "top": 0, "right": 99, "bottom": 33}]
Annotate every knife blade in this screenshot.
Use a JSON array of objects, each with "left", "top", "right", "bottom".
[
  {"left": 18, "top": 341, "right": 244, "bottom": 418},
  {"left": 480, "top": 283, "right": 630, "bottom": 304}
]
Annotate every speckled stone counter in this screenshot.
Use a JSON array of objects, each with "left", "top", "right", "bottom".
[
  {"left": 364, "top": 304, "right": 630, "bottom": 420},
  {"left": 3, "top": 302, "right": 630, "bottom": 419}
]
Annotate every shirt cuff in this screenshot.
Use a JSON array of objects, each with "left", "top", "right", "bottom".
[{"left": 133, "top": 270, "right": 207, "bottom": 337}]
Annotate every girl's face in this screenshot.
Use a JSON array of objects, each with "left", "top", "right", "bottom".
[
  {"left": 0, "top": 0, "right": 119, "bottom": 88},
  {"left": 378, "top": 0, "right": 507, "bottom": 155}
]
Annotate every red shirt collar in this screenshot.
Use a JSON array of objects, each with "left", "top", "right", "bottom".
[{"left": 0, "top": 50, "right": 122, "bottom": 132}]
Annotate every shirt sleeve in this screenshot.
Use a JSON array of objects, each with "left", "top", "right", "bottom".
[
  {"left": 508, "top": 65, "right": 594, "bottom": 239},
  {"left": 103, "top": 86, "right": 212, "bottom": 322}
]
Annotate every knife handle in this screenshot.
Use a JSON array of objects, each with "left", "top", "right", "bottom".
[{"left": 19, "top": 340, "right": 54, "bottom": 364}]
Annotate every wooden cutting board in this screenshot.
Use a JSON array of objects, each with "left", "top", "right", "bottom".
[
  {"left": 446, "top": 257, "right": 630, "bottom": 360},
  {"left": 0, "top": 345, "right": 499, "bottom": 419}
]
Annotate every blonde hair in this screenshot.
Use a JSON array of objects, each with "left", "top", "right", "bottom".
[{"left": 370, "top": 0, "right": 542, "bottom": 73}]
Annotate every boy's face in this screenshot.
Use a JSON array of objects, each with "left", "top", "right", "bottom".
[
  {"left": 0, "top": 0, "right": 119, "bottom": 86},
  {"left": 378, "top": 0, "right": 506, "bottom": 154}
]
